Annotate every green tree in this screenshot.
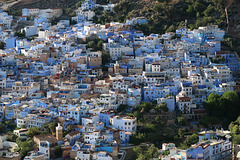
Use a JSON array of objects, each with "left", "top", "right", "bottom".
[
  {"left": 146, "top": 144, "right": 159, "bottom": 159},
  {"left": 5, "top": 121, "right": 17, "bottom": 130},
  {"left": 75, "top": 1, "right": 84, "bottom": 8},
  {"left": 137, "top": 102, "right": 153, "bottom": 113},
  {"left": 86, "top": 41, "right": 95, "bottom": 49},
  {"left": 183, "top": 134, "right": 198, "bottom": 147},
  {"left": 54, "top": 145, "right": 63, "bottom": 158},
  {"left": 156, "top": 102, "right": 169, "bottom": 112},
  {"left": 203, "top": 91, "right": 240, "bottom": 127},
  {"left": 220, "top": 91, "right": 238, "bottom": 103},
  {"left": 232, "top": 125, "right": 240, "bottom": 135},
  {"left": 117, "top": 104, "right": 128, "bottom": 113},
  {"left": 65, "top": 8, "right": 76, "bottom": 17},
  {"left": 96, "top": 40, "right": 104, "bottom": 50},
  {"left": 102, "top": 51, "right": 110, "bottom": 65},
  {"left": 11, "top": 9, "right": 22, "bottom": 16},
  {"left": 199, "top": 116, "right": 220, "bottom": 128},
  {"left": 66, "top": 125, "right": 73, "bottom": 134},
  {"left": 14, "top": 31, "right": 25, "bottom": 37},
  {"left": 229, "top": 121, "right": 235, "bottom": 131},
  {"left": 97, "top": 0, "right": 109, "bottom": 4},
  {"left": 0, "top": 41, "right": 5, "bottom": 49},
  {"left": 27, "top": 127, "right": 41, "bottom": 137},
  {"left": 47, "top": 122, "right": 56, "bottom": 133},
  {"left": 129, "top": 133, "right": 146, "bottom": 145},
  {"left": 233, "top": 135, "right": 240, "bottom": 144},
  {"left": 132, "top": 146, "right": 142, "bottom": 159},
  {"left": 16, "top": 137, "right": 23, "bottom": 146},
  {"left": 203, "top": 93, "right": 220, "bottom": 116},
  {"left": 19, "top": 138, "right": 36, "bottom": 157},
  {"left": 177, "top": 116, "right": 186, "bottom": 126},
  {"left": 165, "top": 25, "right": 176, "bottom": 33},
  {"left": 20, "top": 141, "right": 32, "bottom": 157},
  {"left": 236, "top": 116, "right": 240, "bottom": 124},
  {"left": 178, "top": 128, "right": 185, "bottom": 139},
  {"left": 0, "top": 122, "right": 6, "bottom": 133},
  {"left": 70, "top": 20, "right": 77, "bottom": 25},
  {"left": 6, "top": 132, "right": 18, "bottom": 142},
  {"left": 203, "top": 4, "right": 214, "bottom": 17},
  {"left": 163, "top": 150, "right": 170, "bottom": 155},
  {"left": 86, "top": 37, "right": 105, "bottom": 51},
  {"left": 133, "top": 144, "right": 159, "bottom": 160}
]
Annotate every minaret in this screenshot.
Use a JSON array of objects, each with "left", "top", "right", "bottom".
[
  {"left": 56, "top": 123, "right": 63, "bottom": 141},
  {"left": 114, "top": 61, "right": 119, "bottom": 74}
]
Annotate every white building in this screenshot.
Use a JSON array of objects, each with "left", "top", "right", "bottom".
[
  {"left": 22, "top": 26, "right": 38, "bottom": 37},
  {"left": 164, "top": 68, "right": 180, "bottom": 76},
  {"left": 22, "top": 8, "right": 40, "bottom": 16},
  {"left": 110, "top": 115, "right": 137, "bottom": 132},
  {"left": 213, "top": 65, "right": 231, "bottom": 82},
  {"left": 144, "top": 85, "right": 170, "bottom": 102},
  {"left": 176, "top": 96, "right": 196, "bottom": 114},
  {"left": 17, "top": 114, "right": 51, "bottom": 128},
  {"left": 13, "top": 128, "right": 28, "bottom": 139},
  {"left": 39, "top": 141, "right": 50, "bottom": 159},
  {"left": 95, "top": 151, "right": 113, "bottom": 160},
  {"left": 74, "top": 8, "right": 95, "bottom": 21},
  {"left": 76, "top": 150, "right": 91, "bottom": 160},
  {"left": 109, "top": 45, "right": 121, "bottom": 61},
  {"left": 162, "top": 143, "right": 176, "bottom": 151},
  {"left": 181, "top": 82, "right": 193, "bottom": 96},
  {"left": 0, "top": 12, "right": 13, "bottom": 29},
  {"left": 112, "top": 81, "right": 129, "bottom": 91},
  {"left": 109, "top": 44, "right": 133, "bottom": 60},
  {"left": 66, "top": 107, "right": 82, "bottom": 124},
  {"left": 152, "top": 62, "right": 161, "bottom": 73},
  {"left": 84, "top": 131, "right": 101, "bottom": 144}
]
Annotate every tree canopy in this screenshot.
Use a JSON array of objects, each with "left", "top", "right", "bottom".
[
  {"left": 229, "top": 116, "right": 240, "bottom": 144},
  {"left": 108, "top": 0, "right": 226, "bottom": 35},
  {"left": 85, "top": 37, "right": 105, "bottom": 51},
  {"left": 132, "top": 144, "right": 159, "bottom": 160},
  {"left": 0, "top": 41, "right": 5, "bottom": 49},
  {"left": 202, "top": 91, "right": 240, "bottom": 127}
]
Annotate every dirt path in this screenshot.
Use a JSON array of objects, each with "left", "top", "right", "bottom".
[{"left": 0, "top": 0, "right": 20, "bottom": 10}]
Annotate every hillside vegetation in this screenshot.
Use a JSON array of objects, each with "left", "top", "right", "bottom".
[{"left": 113, "top": 0, "right": 227, "bottom": 35}]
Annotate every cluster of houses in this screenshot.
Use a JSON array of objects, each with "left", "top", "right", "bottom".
[
  {"left": 0, "top": 0, "right": 240, "bottom": 159},
  {"left": 159, "top": 129, "right": 233, "bottom": 160}
]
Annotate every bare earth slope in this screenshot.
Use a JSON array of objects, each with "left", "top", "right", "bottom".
[{"left": 9, "top": 0, "right": 80, "bottom": 10}]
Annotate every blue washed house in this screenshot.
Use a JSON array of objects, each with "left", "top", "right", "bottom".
[
  {"left": 199, "top": 131, "right": 217, "bottom": 142},
  {"left": 6, "top": 37, "right": 16, "bottom": 49},
  {"left": 186, "top": 145, "right": 204, "bottom": 159},
  {"left": 99, "top": 110, "right": 115, "bottom": 127}
]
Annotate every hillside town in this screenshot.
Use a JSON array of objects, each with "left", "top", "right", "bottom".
[{"left": 0, "top": 0, "right": 240, "bottom": 160}]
